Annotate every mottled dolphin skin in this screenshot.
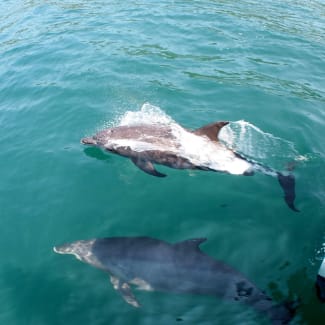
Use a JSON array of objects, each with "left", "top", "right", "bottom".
[
  {"left": 81, "top": 121, "right": 298, "bottom": 211},
  {"left": 54, "top": 237, "right": 295, "bottom": 324}
]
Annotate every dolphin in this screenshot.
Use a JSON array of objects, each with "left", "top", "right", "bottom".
[
  {"left": 54, "top": 236, "right": 295, "bottom": 324},
  {"left": 81, "top": 120, "right": 298, "bottom": 211}
]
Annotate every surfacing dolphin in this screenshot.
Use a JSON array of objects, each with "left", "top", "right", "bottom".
[
  {"left": 81, "top": 120, "right": 298, "bottom": 211},
  {"left": 54, "top": 236, "right": 296, "bottom": 324}
]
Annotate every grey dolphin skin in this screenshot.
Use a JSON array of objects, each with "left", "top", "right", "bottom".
[
  {"left": 81, "top": 121, "right": 298, "bottom": 211},
  {"left": 54, "top": 236, "right": 295, "bottom": 324}
]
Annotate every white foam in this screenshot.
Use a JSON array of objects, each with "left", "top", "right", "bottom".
[
  {"left": 170, "top": 123, "right": 251, "bottom": 174},
  {"left": 118, "top": 103, "right": 174, "bottom": 127},
  {"left": 219, "top": 120, "right": 304, "bottom": 170}
]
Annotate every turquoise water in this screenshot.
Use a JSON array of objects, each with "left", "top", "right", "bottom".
[{"left": 1, "top": 0, "right": 324, "bottom": 324}]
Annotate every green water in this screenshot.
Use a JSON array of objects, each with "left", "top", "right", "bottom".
[{"left": 0, "top": 1, "right": 324, "bottom": 324}]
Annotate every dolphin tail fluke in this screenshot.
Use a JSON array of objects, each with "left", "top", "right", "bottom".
[
  {"left": 277, "top": 172, "right": 299, "bottom": 212},
  {"left": 266, "top": 301, "right": 297, "bottom": 325}
]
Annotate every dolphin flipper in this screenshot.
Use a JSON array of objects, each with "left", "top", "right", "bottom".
[
  {"left": 110, "top": 275, "right": 141, "bottom": 308},
  {"left": 277, "top": 172, "right": 299, "bottom": 212},
  {"left": 131, "top": 157, "right": 166, "bottom": 177}
]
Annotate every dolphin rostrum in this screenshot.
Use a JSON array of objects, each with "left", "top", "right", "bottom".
[
  {"left": 81, "top": 120, "right": 298, "bottom": 211},
  {"left": 54, "top": 236, "right": 296, "bottom": 324}
]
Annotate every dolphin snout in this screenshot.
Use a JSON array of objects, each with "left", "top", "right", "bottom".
[
  {"left": 53, "top": 245, "right": 68, "bottom": 254},
  {"left": 53, "top": 243, "right": 75, "bottom": 255},
  {"left": 81, "top": 137, "right": 97, "bottom": 145}
]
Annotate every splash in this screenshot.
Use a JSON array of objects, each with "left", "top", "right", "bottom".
[
  {"left": 219, "top": 120, "right": 304, "bottom": 170},
  {"left": 117, "top": 103, "right": 175, "bottom": 126}
]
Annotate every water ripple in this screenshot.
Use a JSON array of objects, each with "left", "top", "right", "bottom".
[{"left": 0, "top": 1, "right": 324, "bottom": 324}]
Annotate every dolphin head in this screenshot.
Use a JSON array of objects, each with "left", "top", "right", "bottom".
[
  {"left": 81, "top": 128, "right": 118, "bottom": 147},
  {"left": 53, "top": 240, "right": 95, "bottom": 262}
]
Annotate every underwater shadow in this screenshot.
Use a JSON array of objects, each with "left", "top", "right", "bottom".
[{"left": 83, "top": 147, "right": 111, "bottom": 162}]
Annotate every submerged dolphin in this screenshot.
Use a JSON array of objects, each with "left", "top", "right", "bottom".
[
  {"left": 81, "top": 121, "right": 298, "bottom": 211},
  {"left": 54, "top": 236, "right": 295, "bottom": 324}
]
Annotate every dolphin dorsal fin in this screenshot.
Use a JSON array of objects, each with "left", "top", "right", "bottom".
[
  {"left": 174, "top": 238, "right": 207, "bottom": 251},
  {"left": 193, "top": 121, "right": 229, "bottom": 141}
]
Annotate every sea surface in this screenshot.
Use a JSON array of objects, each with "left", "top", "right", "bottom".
[{"left": 0, "top": 1, "right": 324, "bottom": 324}]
